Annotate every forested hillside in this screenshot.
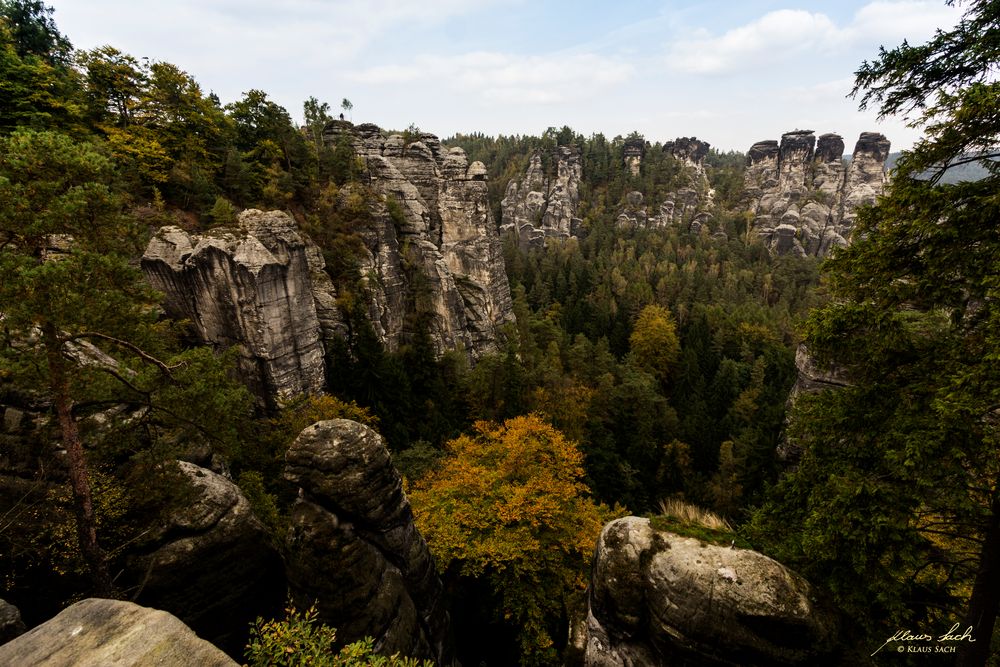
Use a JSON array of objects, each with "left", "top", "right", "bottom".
[{"left": 1, "top": 0, "right": 998, "bottom": 665}]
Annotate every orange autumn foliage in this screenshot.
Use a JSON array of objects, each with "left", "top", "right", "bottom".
[{"left": 409, "top": 414, "right": 621, "bottom": 665}]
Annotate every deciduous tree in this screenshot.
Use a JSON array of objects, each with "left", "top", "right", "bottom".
[{"left": 409, "top": 415, "right": 619, "bottom": 665}]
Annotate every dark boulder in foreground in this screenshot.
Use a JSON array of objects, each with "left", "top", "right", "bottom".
[{"left": 284, "top": 418, "right": 452, "bottom": 665}]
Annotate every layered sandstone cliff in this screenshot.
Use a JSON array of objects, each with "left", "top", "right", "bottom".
[
  {"left": 143, "top": 124, "right": 514, "bottom": 405},
  {"left": 142, "top": 210, "right": 332, "bottom": 406},
  {"left": 616, "top": 137, "right": 715, "bottom": 231},
  {"left": 744, "top": 130, "right": 890, "bottom": 256},
  {"left": 326, "top": 122, "right": 514, "bottom": 356},
  {"left": 500, "top": 146, "right": 583, "bottom": 249}
]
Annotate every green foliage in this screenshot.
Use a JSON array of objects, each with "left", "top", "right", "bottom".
[
  {"left": 245, "top": 605, "right": 431, "bottom": 667},
  {"left": 0, "top": 128, "right": 253, "bottom": 596},
  {"left": 752, "top": 3, "right": 1000, "bottom": 662},
  {"left": 0, "top": 0, "right": 71, "bottom": 64},
  {"left": 628, "top": 304, "right": 680, "bottom": 385}
]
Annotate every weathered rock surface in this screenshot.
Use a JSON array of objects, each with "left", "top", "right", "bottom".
[
  {"left": 283, "top": 419, "right": 451, "bottom": 664},
  {"left": 584, "top": 516, "right": 838, "bottom": 666},
  {"left": 325, "top": 121, "right": 513, "bottom": 358},
  {"left": 617, "top": 137, "right": 715, "bottom": 231},
  {"left": 125, "top": 461, "right": 283, "bottom": 656},
  {"left": 0, "top": 598, "right": 236, "bottom": 666},
  {"left": 623, "top": 137, "right": 646, "bottom": 176},
  {"left": 500, "top": 146, "right": 583, "bottom": 249},
  {"left": 142, "top": 210, "right": 334, "bottom": 406},
  {"left": 0, "top": 598, "right": 25, "bottom": 644},
  {"left": 744, "top": 130, "right": 890, "bottom": 256}
]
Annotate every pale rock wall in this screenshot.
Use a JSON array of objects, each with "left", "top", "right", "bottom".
[
  {"left": 744, "top": 130, "right": 890, "bottom": 256},
  {"left": 500, "top": 146, "right": 583, "bottom": 249}
]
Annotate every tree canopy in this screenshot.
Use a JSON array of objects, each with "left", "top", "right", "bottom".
[
  {"left": 409, "top": 415, "right": 619, "bottom": 665},
  {"left": 751, "top": 2, "right": 1000, "bottom": 663}
]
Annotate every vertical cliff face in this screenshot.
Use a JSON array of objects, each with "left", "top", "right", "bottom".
[
  {"left": 326, "top": 121, "right": 514, "bottom": 358},
  {"left": 142, "top": 210, "right": 332, "bottom": 406},
  {"left": 500, "top": 146, "right": 583, "bottom": 249},
  {"left": 743, "top": 130, "right": 890, "bottom": 256}
]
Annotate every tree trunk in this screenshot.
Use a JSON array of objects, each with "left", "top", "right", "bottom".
[
  {"left": 956, "top": 493, "right": 1000, "bottom": 667},
  {"left": 42, "top": 323, "right": 113, "bottom": 597}
]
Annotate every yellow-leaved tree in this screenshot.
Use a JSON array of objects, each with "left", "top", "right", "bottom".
[{"left": 408, "top": 415, "right": 620, "bottom": 666}]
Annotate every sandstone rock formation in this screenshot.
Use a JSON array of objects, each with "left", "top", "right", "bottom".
[
  {"left": 0, "top": 598, "right": 237, "bottom": 666},
  {"left": 500, "top": 146, "right": 583, "bottom": 249},
  {"left": 125, "top": 461, "right": 284, "bottom": 655},
  {"left": 617, "top": 137, "right": 715, "bottom": 231},
  {"left": 142, "top": 210, "right": 334, "bottom": 406},
  {"left": 0, "top": 598, "right": 25, "bottom": 644},
  {"left": 584, "top": 516, "right": 838, "bottom": 666},
  {"left": 623, "top": 137, "right": 646, "bottom": 176},
  {"left": 325, "top": 121, "right": 514, "bottom": 357},
  {"left": 283, "top": 419, "right": 451, "bottom": 664},
  {"left": 744, "top": 130, "right": 890, "bottom": 256}
]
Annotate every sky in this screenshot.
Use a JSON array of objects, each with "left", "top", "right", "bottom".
[{"left": 46, "top": 0, "right": 963, "bottom": 152}]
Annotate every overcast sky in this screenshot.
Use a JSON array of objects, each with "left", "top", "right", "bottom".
[{"left": 46, "top": 0, "right": 962, "bottom": 152}]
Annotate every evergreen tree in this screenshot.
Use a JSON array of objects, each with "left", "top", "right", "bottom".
[{"left": 752, "top": 2, "right": 1000, "bottom": 662}]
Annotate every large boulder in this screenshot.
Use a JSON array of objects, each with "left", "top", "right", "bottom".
[
  {"left": 0, "top": 598, "right": 236, "bottom": 666},
  {"left": 0, "top": 598, "right": 25, "bottom": 644},
  {"left": 283, "top": 419, "right": 451, "bottom": 664},
  {"left": 125, "top": 461, "right": 283, "bottom": 657},
  {"left": 585, "top": 516, "right": 838, "bottom": 666}
]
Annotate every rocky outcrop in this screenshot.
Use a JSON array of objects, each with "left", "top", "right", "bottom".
[
  {"left": 617, "top": 137, "right": 715, "bottom": 232},
  {"left": 325, "top": 121, "right": 513, "bottom": 358},
  {"left": 0, "top": 598, "right": 236, "bottom": 666},
  {"left": 584, "top": 516, "right": 838, "bottom": 666},
  {"left": 623, "top": 137, "right": 646, "bottom": 176},
  {"left": 0, "top": 598, "right": 25, "bottom": 644},
  {"left": 283, "top": 419, "right": 451, "bottom": 664},
  {"left": 744, "top": 130, "right": 890, "bottom": 256},
  {"left": 142, "top": 210, "right": 336, "bottom": 406},
  {"left": 124, "top": 461, "right": 284, "bottom": 656},
  {"left": 777, "top": 345, "right": 851, "bottom": 462},
  {"left": 500, "top": 146, "right": 583, "bottom": 249}
]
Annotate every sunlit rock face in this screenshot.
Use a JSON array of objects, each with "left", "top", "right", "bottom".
[
  {"left": 583, "top": 516, "right": 840, "bottom": 666},
  {"left": 500, "top": 145, "right": 583, "bottom": 249},
  {"left": 744, "top": 130, "right": 890, "bottom": 256},
  {"left": 325, "top": 121, "right": 514, "bottom": 359}
]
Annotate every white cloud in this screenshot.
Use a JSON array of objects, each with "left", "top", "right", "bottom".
[
  {"left": 666, "top": 1, "right": 961, "bottom": 75},
  {"left": 352, "top": 52, "right": 634, "bottom": 105}
]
